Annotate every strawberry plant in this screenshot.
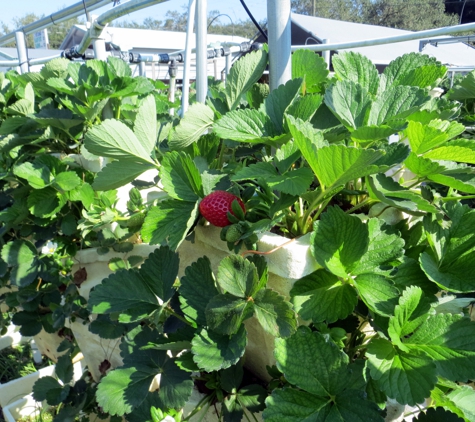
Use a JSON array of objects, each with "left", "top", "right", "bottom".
[{"left": 2, "top": 45, "right": 475, "bottom": 422}]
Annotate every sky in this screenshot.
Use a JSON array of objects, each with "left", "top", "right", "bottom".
[{"left": 0, "top": 0, "right": 268, "bottom": 27}]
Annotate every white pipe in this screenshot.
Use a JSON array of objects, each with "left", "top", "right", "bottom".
[
  {"left": 76, "top": 0, "right": 168, "bottom": 55},
  {"left": 181, "top": 0, "right": 197, "bottom": 115},
  {"left": 96, "top": 0, "right": 168, "bottom": 26},
  {"left": 291, "top": 21, "right": 475, "bottom": 53},
  {"left": 29, "top": 54, "right": 63, "bottom": 65},
  {"left": 195, "top": 0, "right": 208, "bottom": 103},
  {"left": 0, "top": 0, "right": 112, "bottom": 47},
  {"left": 322, "top": 38, "right": 330, "bottom": 69},
  {"left": 267, "top": 0, "right": 292, "bottom": 90},
  {"left": 14, "top": 31, "right": 29, "bottom": 74}
]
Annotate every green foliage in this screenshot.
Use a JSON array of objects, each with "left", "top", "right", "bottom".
[{"left": 3, "top": 47, "right": 475, "bottom": 422}]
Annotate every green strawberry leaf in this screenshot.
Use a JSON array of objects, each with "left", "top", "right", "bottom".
[
  {"left": 205, "top": 294, "right": 254, "bottom": 335},
  {"left": 1, "top": 240, "right": 40, "bottom": 287},
  {"left": 290, "top": 270, "right": 358, "bottom": 323},
  {"left": 420, "top": 203, "right": 475, "bottom": 292},
  {"left": 179, "top": 256, "right": 219, "bottom": 326},
  {"left": 292, "top": 49, "right": 329, "bottom": 94},
  {"left": 261, "top": 78, "right": 302, "bottom": 133},
  {"left": 133, "top": 94, "right": 157, "bottom": 153},
  {"left": 406, "top": 313, "right": 475, "bottom": 382},
  {"left": 13, "top": 161, "right": 52, "bottom": 189},
  {"left": 324, "top": 80, "right": 372, "bottom": 129},
  {"left": 311, "top": 207, "right": 368, "bottom": 278},
  {"left": 404, "top": 119, "right": 465, "bottom": 155},
  {"left": 141, "top": 200, "right": 199, "bottom": 251},
  {"left": 424, "top": 139, "right": 475, "bottom": 164},
  {"left": 387, "top": 286, "right": 431, "bottom": 347},
  {"left": 213, "top": 108, "right": 277, "bottom": 143},
  {"left": 308, "top": 144, "right": 383, "bottom": 191},
  {"left": 170, "top": 102, "right": 215, "bottom": 149},
  {"left": 332, "top": 51, "right": 379, "bottom": 95},
  {"left": 96, "top": 365, "right": 160, "bottom": 415},
  {"left": 226, "top": 48, "right": 268, "bottom": 111},
  {"left": 351, "top": 218, "right": 405, "bottom": 275},
  {"left": 275, "top": 326, "right": 348, "bottom": 396},
  {"left": 88, "top": 247, "right": 178, "bottom": 321},
  {"left": 353, "top": 274, "right": 399, "bottom": 317},
  {"left": 216, "top": 255, "right": 260, "bottom": 298},
  {"left": 367, "top": 173, "right": 437, "bottom": 214},
  {"left": 253, "top": 288, "right": 297, "bottom": 338},
  {"left": 366, "top": 338, "right": 437, "bottom": 406},
  {"left": 160, "top": 151, "right": 203, "bottom": 201},
  {"left": 367, "top": 86, "right": 429, "bottom": 126},
  {"left": 191, "top": 325, "right": 247, "bottom": 372},
  {"left": 263, "top": 388, "right": 330, "bottom": 422},
  {"left": 447, "top": 69, "right": 475, "bottom": 100},
  {"left": 379, "top": 53, "right": 445, "bottom": 92},
  {"left": 84, "top": 119, "right": 156, "bottom": 165},
  {"left": 52, "top": 171, "right": 82, "bottom": 192},
  {"left": 92, "top": 160, "right": 156, "bottom": 191},
  {"left": 404, "top": 152, "right": 446, "bottom": 177},
  {"left": 232, "top": 162, "right": 313, "bottom": 196}
]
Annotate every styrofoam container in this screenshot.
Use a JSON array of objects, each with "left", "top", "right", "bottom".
[{"left": 0, "top": 361, "right": 83, "bottom": 408}]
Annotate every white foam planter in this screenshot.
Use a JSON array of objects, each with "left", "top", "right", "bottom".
[
  {"left": 0, "top": 360, "right": 83, "bottom": 409},
  {"left": 32, "top": 329, "right": 68, "bottom": 363},
  {"left": 0, "top": 284, "right": 18, "bottom": 313},
  {"left": 0, "top": 323, "right": 30, "bottom": 350},
  {"left": 69, "top": 226, "right": 319, "bottom": 383},
  {"left": 2, "top": 393, "right": 41, "bottom": 422},
  {"left": 180, "top": 225, "right": 319, "bottom": 381}
]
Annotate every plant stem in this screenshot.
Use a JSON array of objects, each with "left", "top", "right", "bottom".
[
  {"left": 163, "top": 307, "right": 194, "bottom": 327},
  {"left": 441, "top": 194, "right": 475, "bottom": 201},
  {"left": 345, "top": 197, "right": 374, "bottom": 214},
  {"left": 310, "top": 197, "right": 332, "bottom": 225},
  {"left": 182, "top": 394, "right": 213, "bottom": 421},
  {"left": 241, "top": 237, "right": 297, "bottom": 257}
]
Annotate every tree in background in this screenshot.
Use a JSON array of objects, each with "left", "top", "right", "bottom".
[
  {"left": 0, "top": 7, "right": 260, "bottom": 52},
  {"left": 291, "top": 0, "right": 458, "bottom": 31},
  {"left": 445, "top": 0, "right": 475, "bottom": 24},
  {"left": 0, "top": 13, "right": 83, "bottom": 49},
  {"left": 112, "top": 6, "right": 260, "bottom": 39}
]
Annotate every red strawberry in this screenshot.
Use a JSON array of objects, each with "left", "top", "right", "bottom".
[{"left": 199, "top": 191, "right": 246, "bottom": 227}]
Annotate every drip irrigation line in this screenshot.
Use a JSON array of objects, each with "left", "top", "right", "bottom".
[
  {"left": 82, "top": 0, "right": 91, "bottom": 21},
  {"left": 239, "top": 0, "right": 267, "bottom": 41}
]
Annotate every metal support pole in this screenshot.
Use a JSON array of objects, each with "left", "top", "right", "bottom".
[
  {"left": 322, "top": 39, "right": 330, "bottom": 69},
  {"left": 225, "top": 53, "right": 231, "bottom": 76},
  {"left": 93, "top": 37, "right": 108, "bottom": 60},
  {"left": 15, "top": 31, "right": 29, "bottom": 74},
  {"left": 267, "top": 0, "right": 292, "bottom": 91},
  {"left": 181, "top": 0, "right": 197, "bottom": 115},
  {"left": 196, "top": 0, "right": 208, "bottom": 103},
  {"left": 139, "top": 61, "right": 146, "bottom": 76},
  {"left": 89, "top": 16, "right": 108, "bottom": 60},
  {"left": 168, "top": 59, "right": 177, "bottom": 116}
]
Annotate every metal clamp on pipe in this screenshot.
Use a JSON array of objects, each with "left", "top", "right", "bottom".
[
  {"left": 61, "top": 46, "right": 84, "bottom": 60},
  {"left": 168, "top": 58, "right": 177, "bottom": 78},
  {"left": 240, "top": 42, "right": 253, "bottom": 53},
  {"left": 129, "top": 52, "right": 141, "bottom": 63},
  {"left": 222, "top": 46, "right": 231, "bottom": 56},
  {"left": 158, "top": 53, "right": 170, "bottom": 63}
]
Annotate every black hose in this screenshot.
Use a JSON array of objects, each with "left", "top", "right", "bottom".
[{"left": 239, "top": 0, "right": 268, "bottom": 41}]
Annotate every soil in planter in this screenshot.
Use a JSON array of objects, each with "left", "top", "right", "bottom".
[
  {"left": 0, "top": 344, "right": 53, "bottom": 384},
  {"left": 16, "top": 408, "right": 83, "bottom": 422}
]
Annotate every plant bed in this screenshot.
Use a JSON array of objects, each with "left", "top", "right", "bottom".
[{"left": 2, "top": 49, "right": 475, "bottom": 422}]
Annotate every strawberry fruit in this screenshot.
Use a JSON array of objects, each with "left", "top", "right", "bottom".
[{"left": 199, "top": 191, "right": 246, "bottom": 227}]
